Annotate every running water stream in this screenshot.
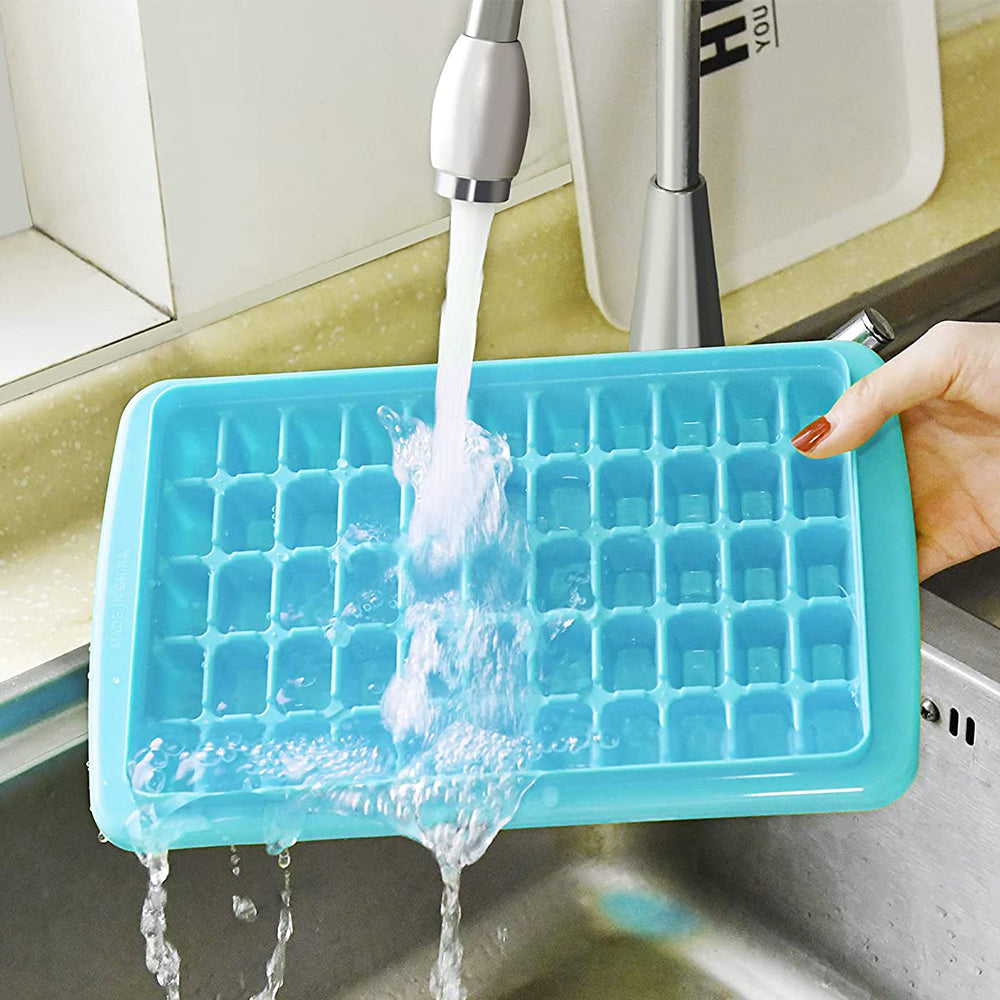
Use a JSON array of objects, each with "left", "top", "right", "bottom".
[
  {"left": 132, "top": 199, "right": 528, "bottom": 1000},
  {"left": 410, "top": 200, "right": 499, "bottom": 567},
  {"left": 378, "top": 198, "right": 534, "bottom": 999}
]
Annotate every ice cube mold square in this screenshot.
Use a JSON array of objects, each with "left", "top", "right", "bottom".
[{"left": 90, "top": 342, "right": 919, "bottom": 850}]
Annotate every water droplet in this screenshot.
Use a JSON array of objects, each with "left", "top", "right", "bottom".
[
  {"left": 97, "top": 831, "right": 108, "bottom": 844},
  {"left": 232, "top": 895, "right": 258, "bottom": 923},
  {"left": 277, "top": 849, "right": 291, "bottom": 870}
]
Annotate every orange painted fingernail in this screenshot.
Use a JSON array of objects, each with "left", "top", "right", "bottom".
[{"left": 791, "top": 416, "right": 832, "bottom": 453}]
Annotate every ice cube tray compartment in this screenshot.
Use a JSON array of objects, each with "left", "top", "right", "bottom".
[
  {"left": 144, "top": 372, "right": 865, "bottom": 758},
  {"left": 92, "top": 343, "right": 920, "bottom": 849}
]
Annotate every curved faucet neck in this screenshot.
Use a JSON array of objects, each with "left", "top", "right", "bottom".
[{"left": 465, "top": 0, "right": 523, "bottom": 43}]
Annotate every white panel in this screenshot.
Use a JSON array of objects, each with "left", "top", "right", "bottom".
[
  {"left": 554, "top": 0, "right": 944, "bottom": 330},
  {"left": 0, "top": 229, "right": 166, "bottom": 386},
  {"left": 0, "top": 0, "right": 172, "bottom": 311},
  {"left": 0, "top": 15, "right": 28, "bottom": 238},
  {"left": 138, "top": 0, "right": 569, "bottom": 317}
]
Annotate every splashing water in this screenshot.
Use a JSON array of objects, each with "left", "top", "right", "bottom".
[
  {"left": 230, "top": 845, "right": 259, "bottom": 923},
  {"left": 431, "top": 865, "right": 464, "bottom": 1000},
  {"left": 138, "top": 853, "right": 180, "bottom": 1000},
  {"left": 138, "top": 849, "right": 293, "bottom": 1000},
  {"left": 379, "top": 416, "right": 532, "bottom": 999},
  {"left": 250, "top": 855, "right": 294, "bottom": 1000},
  {"left": 233, "top": 895, "right": 259, "bottom": 923},
  {"left": 129, "top": 200, "right": 531, "bottom": 1000}
]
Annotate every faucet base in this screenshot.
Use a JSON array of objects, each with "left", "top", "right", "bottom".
[{"left": 630, "top": 176, "right": 725, "bottom": 351}]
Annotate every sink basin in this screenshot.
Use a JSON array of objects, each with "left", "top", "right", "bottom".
[
  {"left": 1, "top": 585, "right": 997, "bottom": 999},
  {"left": 925, "top": 547, "right": 1000, "bottom": 630},
  {"left": 0, "top": 750, "right": 892, "bottom": 1000}
]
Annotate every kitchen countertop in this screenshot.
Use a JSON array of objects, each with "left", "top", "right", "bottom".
[{"left": 2, "top": 16, "right": 999, "bottom": 683}]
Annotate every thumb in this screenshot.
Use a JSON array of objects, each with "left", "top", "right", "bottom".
[{"left": 792, "top": 323, "right": 968, "bottom": 458}]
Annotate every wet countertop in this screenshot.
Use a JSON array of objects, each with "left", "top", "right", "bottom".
[{"left": 2, "top": 17, "right": 1000, "bottom": 682}]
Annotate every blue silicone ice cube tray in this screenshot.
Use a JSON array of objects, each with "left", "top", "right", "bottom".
[{"left": 90, "top": 342, "right": 920, "bottom": 850}]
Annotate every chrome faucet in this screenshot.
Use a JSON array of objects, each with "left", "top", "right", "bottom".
[
  {"left": 431, "top": 0, "right": 725, "bottom": 351},
  {"left": 431, "top": 0, "right": 529, "bottom": 206}
]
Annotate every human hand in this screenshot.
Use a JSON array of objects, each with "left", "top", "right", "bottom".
[{"left": 791, "top": 322, "right": 1000, "bottom": 580}]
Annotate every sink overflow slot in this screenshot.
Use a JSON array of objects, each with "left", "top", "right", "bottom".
[{"left": 947, "top": 707, "right": 976, "bottom": 747}]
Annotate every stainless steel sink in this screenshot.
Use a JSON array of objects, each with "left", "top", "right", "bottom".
[
  {"left": 2, "top": 587, "right": 998, "bottom": 1000},
  {"left": 2, "top": 235, "right": 999, "bottom": 999},
  {"left": 925, "top": 548, "right": 1000, "bottom": 630}
]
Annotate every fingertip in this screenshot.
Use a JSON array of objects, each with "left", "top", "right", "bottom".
[{"left": 791, "top": 415, "right": 833, "bottom": 456}]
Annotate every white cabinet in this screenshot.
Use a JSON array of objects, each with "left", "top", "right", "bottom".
[
  {"left": 1, "top": 0, "right": 569, "bottom": 328},
  {"left": 0, "top": 0, "right": 171, "bottom": 311}
]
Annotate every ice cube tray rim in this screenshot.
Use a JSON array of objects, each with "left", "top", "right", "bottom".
[
  {"left": 99, "top": 352, "right": 876, "bottom": 812},
  {"left": 90, "top": 342, "right": 919, "bottom": 851}
]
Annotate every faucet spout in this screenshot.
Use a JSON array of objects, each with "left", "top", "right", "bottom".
[{"left": 430, "top": 0, "right": 530, "bottom": 204}]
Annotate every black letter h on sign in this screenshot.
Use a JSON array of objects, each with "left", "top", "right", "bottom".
[{"left": 701, "top": 0, "right": 750, "bottom": 76}]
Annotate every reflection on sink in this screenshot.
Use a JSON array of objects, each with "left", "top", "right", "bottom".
[
  {"left": 508, "top": 939, "right": 731, "bottom": 1000},
  {"left": 340, "top": 855, "right": 872, "bottom": 1000}
]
